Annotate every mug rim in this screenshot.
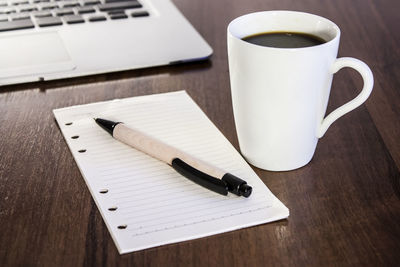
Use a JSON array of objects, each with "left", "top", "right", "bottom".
[{"left": 227, "top": 10, "right": 341, "bottom": 51}]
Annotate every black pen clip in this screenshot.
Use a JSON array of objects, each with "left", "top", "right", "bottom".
[
  {"left": 171, "top": 158, "right": 252, "bottom": 197},
  {"left": 172, "top": 158, "right": 229, "bottom": 196}
]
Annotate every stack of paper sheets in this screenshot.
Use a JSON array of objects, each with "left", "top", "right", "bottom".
[{"left": 53, "top": 91, "right": 289, "bottom": 254}]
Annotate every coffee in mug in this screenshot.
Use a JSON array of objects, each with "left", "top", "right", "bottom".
[{"left": 242, "top": 31, "right": 326, "bottom": 48}]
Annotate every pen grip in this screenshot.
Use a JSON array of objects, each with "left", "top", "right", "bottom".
[{"left": 113, "top": 124, "right": 226, "bottom": 178}]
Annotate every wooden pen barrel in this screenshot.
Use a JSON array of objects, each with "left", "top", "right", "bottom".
[{"left": 113, "top": 123, "right": 226, "bottom": 179}]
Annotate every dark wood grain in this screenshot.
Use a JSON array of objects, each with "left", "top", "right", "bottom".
[{"left": 1, "top": 0, "right": 399, "bottom": 266}]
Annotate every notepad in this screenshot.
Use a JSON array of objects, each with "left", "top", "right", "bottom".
[{"left": 53, "top": 91, "right": 289, "bottom": 254}]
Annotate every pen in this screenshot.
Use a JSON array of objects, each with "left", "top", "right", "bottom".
[{"left": 94, "top": 118, "right": 252, "bottom": 197}]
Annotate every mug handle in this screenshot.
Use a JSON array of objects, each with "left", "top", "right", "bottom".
[{"left": 317, "top": 57, "right": 374, "bottom": 138}]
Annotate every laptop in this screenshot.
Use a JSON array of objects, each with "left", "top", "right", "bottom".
[{"left": 0, "top": 0, "right": 213, "bottom": 85}]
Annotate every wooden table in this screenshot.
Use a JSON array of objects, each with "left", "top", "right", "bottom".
[{"left": 1, "top": 0, "right": 399, "bottom": 266}]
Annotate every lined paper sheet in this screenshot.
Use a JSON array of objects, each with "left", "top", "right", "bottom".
[{"left": 53, "top": 91, "right": 289, "bottom": 254}]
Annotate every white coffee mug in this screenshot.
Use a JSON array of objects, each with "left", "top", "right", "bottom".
[{"left": 227, "top": 11, "right": 373, "bottom": 171}]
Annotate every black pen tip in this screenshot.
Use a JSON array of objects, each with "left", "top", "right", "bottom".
[{"left": 94, "top": 118, "right": 121, "bottom": 136}]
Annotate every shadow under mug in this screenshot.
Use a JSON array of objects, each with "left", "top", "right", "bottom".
[{"left": 227, "top": 11, "right": 374, "bottom": 171}]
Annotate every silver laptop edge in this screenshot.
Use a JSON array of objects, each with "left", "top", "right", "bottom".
[{"left": 0, "top": 0, "right": 213, "bottom": 86}]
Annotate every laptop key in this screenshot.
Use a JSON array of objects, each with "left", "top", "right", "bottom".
[
  {"left": 41, "top": 4, "right": 59, "bottom": 10},
  {"left": 77, "top": 6, "right": 95, "bottom": 14},
  {"left": 9, "top": 13, "right": 30, "bottom": 20},
  {"left": 104, "top": 0, "right": 133, "bottom": 3},
  {"left": 0, "top": 18, "right": 34, "bottom": 31},
  {"left": 98, "top": 1, "right": 141, "bottom": 12},
  {"left": 62, "top": 2, "right": 80, "bottom": 8},
  {"left": 55, "top": 8, "right": 74, "bottom": 16},
  {"left": 36, "top": 16, "right": 62, "bottom": 26},
  {"left": 64, "top": 14, "right": 84, "bottom": 24},
  {"left": 11, "top": 0, "right": 29, "bottom": 5},
  {"left": 110, "top": 13, "right": 127, "bottom": 19},
  {"left": 107, "top": 9, "right": 125, "bottom": 14},
  {"left": 82, "top": 0, "right": 100, "bottom": 6},
  {"left": 131, "top": 10, "right": 148, "bottom": 17},
  {"left": 88, "top": 15, "right": 106, "bottom": 22},
  {"left": 19, "top": 7, "right": 38, "bottom": 12},
  {"left": 33, "top": 10, "right": 52, "bottom": 17},
  {"left": 0, "top": 8, "right": 16, "bottom": 14}
]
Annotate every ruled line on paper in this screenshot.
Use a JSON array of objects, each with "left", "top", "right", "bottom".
[
  {"left": 121, "top": 193, "right": 230, "bottom": 218},
  {"left": 128, "top": 204, "right": 271, "bottom": 236},
  {"left": 106, "top": 177, "right": 189, "bottom": 192},
  {"left": 123, "top": 200, "right": 262, "bottom": 228},
  {"left": 116, "top": 187, "right": 208, "bottom": 208},
  {"left": 101, "top": 168, "right": 174, "bottom": 184},
  {"left": 111, "top": 184, "right": 202, "bottom": 203},
  {"left": 100, "top": 165, "right": 167, "bottom": 179},
  {"left": 124, "top": 197, "right": 265, "bottom": 224},
  {"left": 126, "top": 199, "right": 267, "bottom": 225},
  {"left": 100, "top": 102, "right": 194, "bottom": 117},
  {"left": 130, "top": 206, "right": 270, "bottom": 237},
  {"left": 109, "top": 179, "right": 195, "bottom": 198},
  {"left": 120, "top": 194, "right": 260, "bottom": 221}
]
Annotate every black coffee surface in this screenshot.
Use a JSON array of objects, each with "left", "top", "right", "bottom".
[{"left": 242, "top": 32, "right": 326, "bottom": 48}]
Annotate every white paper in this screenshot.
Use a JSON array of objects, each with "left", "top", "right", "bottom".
[{"left": 53, "top": 91, "right": 289, "bottom": 254}]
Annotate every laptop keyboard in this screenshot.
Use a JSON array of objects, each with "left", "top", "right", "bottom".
[{"left": 0, "top": 0, "right": 149, "bottom": 32}]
